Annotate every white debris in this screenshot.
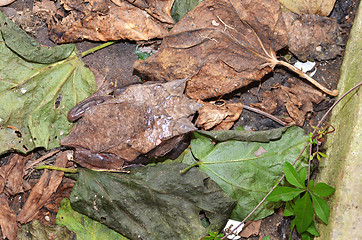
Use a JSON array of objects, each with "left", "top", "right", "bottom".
[
  {"left": 223, "top": 219, "right": 244, "bottom": 239},
  {"left": 294, "top": 60, "right": 316, "bottom": 73},
  {"left": 21, "top": 88, "right": 27, "bottom": 93}
]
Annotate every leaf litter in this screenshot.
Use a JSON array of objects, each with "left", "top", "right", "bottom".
[{"left": 0, "top": 0, "right": 351, "bottom": 239}]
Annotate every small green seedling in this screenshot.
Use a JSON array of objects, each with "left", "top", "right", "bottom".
[
  {"left": 201, "top": 231, "right": 224, "bottom": 240},
  {"left": 267, "top": 162, "right": 335, "bottom": 239}
]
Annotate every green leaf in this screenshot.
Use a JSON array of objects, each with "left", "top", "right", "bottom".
[
  {"left": 289, "top": 219, "right": 296, "bottom": 240},
  {"left": 308, "top": 179, "right": 315, "bottom": 189},
  {"left": 197, "top": 127, "right": 287, "bottom": 142},
  {"left": 135, "top": 47, "right": 152, "bottom": 60},
  {"left": 0, "top": 15, "right": 96, "bottom": 154},
  {"left": 310, "top": 191, "right": 330, "bottom": 224},
  {"left": 187, "top": 126, "right": 308, "bottom": 220},
  {"left": 267, "top": 186, "right": 305, "bottom": 202},
  {"left": 301, "top": 231, "right": 314, "bottom": 240},
  {"left": 262, "top": 236, "right": 271, "bottom": 240},
  {"left": 0, "top": 11, "right": 74, "bottom": 64},
  {"left": 284, "top": 162, "right": 305, "bottom": 189},
  {"left": 56, "top": 198, "right": 128, "bottom": 240},
  {"left": 299, "top": 167, "right": 307, "bottom": 184},
  {"left": 70, "top": 163, "right": 236, "bottom": 240},
  {"left": 310, "top": 182, "right": 335, "bottom": 197},
  {"left": 284, "top": 201, "right": 294, "bottom": 217},
  {"left": 191, "top": 132, "right": 215, "bottom": 160},
  {"left": 171, "top": 0, "right": 205, "bottom": 22},
  {"left": 294, "top": 193, "right": 314, "bottom": 233},
  {"left": 306, "top": 221, "right": 320, "bottom": 237}
]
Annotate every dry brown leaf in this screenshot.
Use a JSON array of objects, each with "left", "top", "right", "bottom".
[
  {"left": 283, "top": 11, "right": 342, "bottom": 61},
  {"left": 61, "top": 79, "right": 201, "bottom": 170},
  {"left": 239, "top": 220, "right": 262, "bottom": 238},
  {"left": 16, "top": 151, "right": 69, "bottom": 224},
  {"left": 251, "top": 78, "right": 325, "bottom": 126},
  {"left": 0, "top": 195, "right": 17, "bottom": 240},
  {"left": 279, "top": 0, "right": 336, "bottom": 16},
  {"left": 0, "top": 154, "right": 30, "bottom": 196},
  {"left": 196, "top": 100, "right": 242, "bottom": 130},
  {"left": 134, "top": 0, "right": 288, "bottom": 100},
  {"left": 49, "top": 0, "right": 174, "bottom": 43}
]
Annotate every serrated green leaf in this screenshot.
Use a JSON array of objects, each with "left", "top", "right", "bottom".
[
  {"left": 306, "top": 221, "right": 320, "bottom": 237},
  {"left": 294, "top": 193, "right": 313, "bottom": 233},
  {"left": 310, "top": 191, "right": 330, "bottom": 224},
  {"left": 310, "top": 182, "right": 335, "bottom": 197},
  {"left": 56, "top": 198, "right": 128, "bottom": 240},
  {"left": 284, "top": 201, "right": 294, "bottom": 217},
  {"left": 267, "top": 186, "right": 305, "bottom": 202},
  {"left": 70, "top": 164, "right": 236, "bottom": 240},
  {"left": 191, "top": 132, "right": 215, "bottom": 160},
  {"left": 187, "top": 126, "right": 308, "bottom": 221},
  {"left": 0, "top": 11, "right": 74, "bottom": 63},
  {"left": 299, "top": 167, "right": 307, "bottom": 184},
  {"left": 284, "top": 162, "right": 305, "bottom": 189},
  {"left": 0, "top": 15, "right": 96, "bottom": 154}
]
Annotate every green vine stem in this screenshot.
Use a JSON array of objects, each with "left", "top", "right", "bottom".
[
  {"left": 80, "top": 41, "right": 117, "bottom": 57},
  {"left": 36, "top": 165, "right": 78, "bottom": 173}
]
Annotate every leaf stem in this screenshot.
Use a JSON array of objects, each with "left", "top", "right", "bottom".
[
  {"left": 80, "top": 41, "right": 117, "bottom": 57},
  {"left": 276, "top": 60, "right": 339, "bottom": 96},
  {"left": 36, "top": 165, "right": 78, "bottom": 173},
  {"left": 180, "top": 162, "right": 200, "bottom": 174}
]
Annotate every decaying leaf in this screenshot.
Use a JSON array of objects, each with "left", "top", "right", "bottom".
[
  {"left": 251, "top": 78, "right": 326, "bottom": 126},
  {"left": 196, "top": 100, "right": 243, "bottom": 130},
  {"left": 239, "top": 220, "right": 262, "bottom": 238},
  {"left": 0, "top": 195, "right": 17, "bottom": 240},
  {"left": 0, "top": 154, "right": 30, "bottom": 196},
  {"left": 61, "top": 79, "right": 201, "bottom": 170},
  {"left": 17, "top": 220, "right": 75, "bottom": 240},
  {"left": 134, "top": 0, "right": 288, "bottom": 99},
  {"left": 56, "top": 198, "right": 128, "bottom": 240},
  {"left": 49, "top": 0, "right": 174, "bottom": 43},
  {"left": 17, "top": 151, "right": 69, "bottom": 224},
  {"left": 183, "top": 126, "right": 308, "bottom": 220},
  {"left": 70, "top": 164, "right": 236, "bottom": 239},
  {"left": 283, "top": 11, "right": 342, "bottom": 61},
  {"left": 0, "top": 11, "right": 97, "bottom": 154},
  {"left": 279, "top": 0, "right": 337, "bottom": 16}
]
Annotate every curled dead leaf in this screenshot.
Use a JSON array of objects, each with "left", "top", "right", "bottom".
[
  {"left": 283, "top": 11, "right": 343, "bottom": 61},
  {"left": 61, "top": 79, "right": 201, "bottom": 170},
  {"left": 134, "top": 0, "right": 288, "bottom": 99},
  {"left": 196, "top": 100, "right": 243, "bottom": 130},
  {"left": 49, "top": 0, "right": 174, "bottom": 43}
]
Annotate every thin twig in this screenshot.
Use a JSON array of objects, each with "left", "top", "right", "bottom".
[
  {"left": 223, "top": 82, "right": 361, "bottom": 239},
  {"left": 26, "top": 149, "right": 61, "bottom": 170},
  {"left": 243, "top": 105, "right": 287, "bottom": 126}
]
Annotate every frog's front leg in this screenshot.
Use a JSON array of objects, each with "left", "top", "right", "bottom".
[
  {"left": 73, "top": 148, "right": 125, "bottom": 171},
  {"left": 68, "top": 95, "right": 112, "bottom": 122}
]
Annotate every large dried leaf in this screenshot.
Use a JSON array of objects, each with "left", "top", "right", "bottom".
[
  {"left": 49, "top": 0, "right": 174, "bottom": 43},
  {"left": 0, "top": 11, "right": 96, "bottom": 154},
  {"left": 61, "top": 79, "right": 201, "bottom": 170},
  {"left": 70, "top": 163, "right": 236, "bottom": 239},
  {"left": 134, "top": 0, "right": 288, "bottom": 99},
  {"left": 0, "top": 195, "right": 17, "bottom": 240},
  {"left": 279, "top": 0, "right": 337, "bottom": 16},
  {"left": 283, "top": 11, "right": 342, "bottom": 61},
  {"left": 182, "top": 126, "right": 308, "bottom": 220},
  {"left": 17, "top": 151, "right": 69, "bottom": 224}
]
